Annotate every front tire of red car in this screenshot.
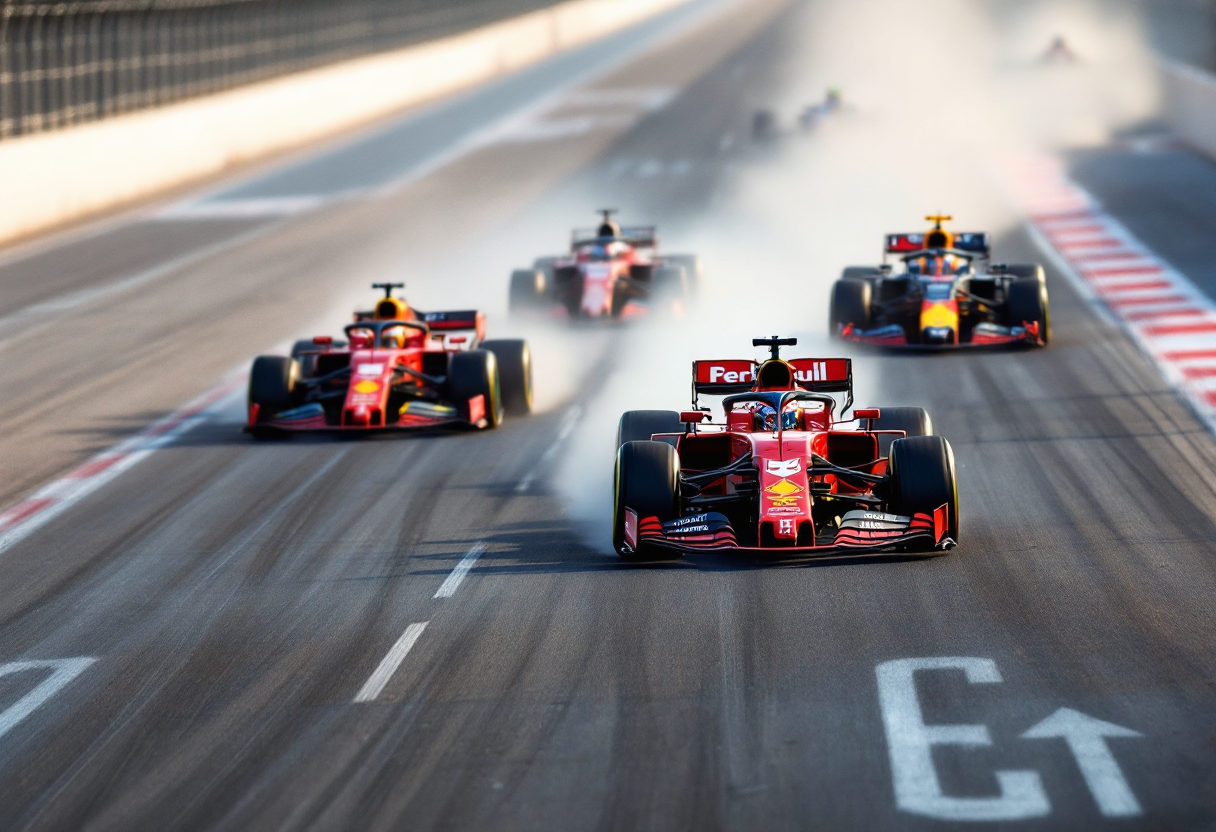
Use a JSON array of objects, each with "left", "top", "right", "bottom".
[
  {"left": 613, "top": 440, "right": 681, "bottom": 561},
  {"left": 481, "top": 339, "right": 532, "bottom": 417},
  {"left": 248, "top": 356, "right": 300, "bottom": 439},
  {"left": 887, "top": 435, "right": 959, "bottom": 551},
  {"left": 449, "top": 350, "right": 503, "bottom": 429}
]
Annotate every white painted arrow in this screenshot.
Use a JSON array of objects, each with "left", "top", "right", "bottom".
[{"left": 1021, "top": 707, "right": 1143, "bottom": 817}]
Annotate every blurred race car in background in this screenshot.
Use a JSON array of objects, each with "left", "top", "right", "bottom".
[
  {"left": 508, "top": 209, "right": 699, "bottom": 320},
  {"left": 247, "top": 283, "right": 531, "bottom": 436},
  {"left": 612, "top": 336, "right": 959, "bottom": 561},
  {"left": 829, "top": 215, "right": 1050, "bottom": 348}
]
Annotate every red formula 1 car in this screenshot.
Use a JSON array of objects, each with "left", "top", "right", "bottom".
[
  {"left": 612, "top": 336, "right": 959, "bottom": 561},
  {"left": 829, "top": 215, "right": 1050, "bottom": 349},
  {"left": 508, "top": 209, "right": 699, "bottom": 320},
  {"left": 246, "top": 283, "right": 531, "bottom": 436}
]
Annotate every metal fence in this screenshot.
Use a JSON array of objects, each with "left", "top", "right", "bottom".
[{"left": 0, "top": 0, "right": 558, "bottom": 140}]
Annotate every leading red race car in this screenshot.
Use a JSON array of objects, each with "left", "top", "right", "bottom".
[
  {"left": 612, "top": 336, "right": 959, "bottom": 561},
  {"left": 508, "top": 209, "right": 699, "bottom": 320},
  {"left": 246, "top": 283, "right": 531, "bottom": 436}
]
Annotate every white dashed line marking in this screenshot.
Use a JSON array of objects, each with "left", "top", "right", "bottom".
[
  {"left": 434, "top": 542, "right": 486, "bottom": 598},
  {"left": 353, "top": 622, "right": 429, "bottom": 703}
]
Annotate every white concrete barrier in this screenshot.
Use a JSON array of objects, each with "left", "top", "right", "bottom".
[
  {"left": 0, "top": 0, "right": 690, "bottom": 245},
  {"left": 1161, "top": 59, "right": 1216, "bottom": 160}
]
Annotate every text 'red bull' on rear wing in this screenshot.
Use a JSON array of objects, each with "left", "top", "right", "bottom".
[
  {"left": 885, "top": 232, "right": 990, "bottom": 256},
  {"left": 692, "top": 358, "right": 854, "bottom": 410}
]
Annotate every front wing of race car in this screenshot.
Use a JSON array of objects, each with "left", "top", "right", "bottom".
[
  {"left": 840, "top": 321, "right": 1044, "bottom": 349},
  {"left": 246, "top": 397, "right": 489, "bottom": 433},
  {"left": 621, "top": 507, "right": 954, "bottom": 559}
]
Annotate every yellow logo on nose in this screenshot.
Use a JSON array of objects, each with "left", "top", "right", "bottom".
[
  {"left": 767, "top": 478, "right": 801, "bottom": 497},
  {"left": 921, "top": 302, "right": 958, "bottom": 330},
  {"left": 353, "top": 380, "right": 380, "bottom": 394}
]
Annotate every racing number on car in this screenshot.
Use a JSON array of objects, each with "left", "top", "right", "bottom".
[{"left": 875, "top": 657, "right": 1144, "bottom": 821}]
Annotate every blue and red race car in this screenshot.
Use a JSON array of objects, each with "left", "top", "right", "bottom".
[
  {"left": 830, "top": 215, "right": 1050, "bottom": 348},
  {"left": 612, "top": 336, "right": 959, "bottom": 561}
]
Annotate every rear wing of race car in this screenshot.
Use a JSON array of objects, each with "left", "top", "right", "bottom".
[
  {"left": 691, "top": 358, "right": 853, "bottom": 409},
  {"left": 420, "top": 310, "right": 486, "bottom": 344},
  {"left": 570, "top": 225, "right": 657, "bottom": 248},
  {"left": 885, "top": 232, "right": 989, "bottom": 256}
]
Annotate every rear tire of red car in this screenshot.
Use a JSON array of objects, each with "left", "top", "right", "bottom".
[
  {"left": 1007, "top": 275, "right": 1050, "bottom": 344},
  {"left": 508, "top": 269, "right": 547, "bottom": 315},
  {"left": 887, "top": 435, "right": 959, "bottom": 551},
  {"left": 289, "top": 340, "right": 320, "bottom": 376},
  {"left": 868, "top": 406, "right": 933, "bottom": 458},
  {"left": 617, "top": 410, "right": 683, "bottom": 448},
  {"left": 481, "top": 339, "right": 532, "bottom": 417},
  {"left": 829, "top": 278, "right": 871, "bottom": 337},
  {"left": 613, "top": 440, "right": 681, "bottom": 561},
  {"left": 449, "top": 350, "right": 503, "bottom": 429}
]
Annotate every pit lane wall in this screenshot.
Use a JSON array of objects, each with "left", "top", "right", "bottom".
[
  {"left": 0, "top": 0, "right": 690, "bottom": 247},
  {"left": 1161, "top": 59, "right": 1216, "bottom": 160}
]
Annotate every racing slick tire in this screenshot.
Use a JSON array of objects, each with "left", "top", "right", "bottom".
[
  {"left": 829, "top": 278, "right": 872, "bottom": 337},
  {"left": 617, "top": 410, "right": 683, "bottom": 448},
  {"left": 868, "top": 406, "right": 933, "bottom": 457},
  {"left": 481, "top": 339, "right": 533, "bottom": 417},
  {"left": 887, "top": 435, "right": 959, "bottom": 551},
  {"left": 1007, "top": 275, "right": 1051, "bottom": 344},
  {"left": 448, "top": 349, "right": 503, "bottom": 429},
  {"left": 613, "top": 440, "right": 681, "bottom": 561},
  {"left": 509, "top": 269, "right": 548, "bottom": 314},
  {"left": 249, "top": 356, "right": 300, "bottom": 437},
  {"left": 841, "top": 266, "right": 883, "bottom": 281},
  {"left": 532, "top": 256, "right": 560, "bottom": 283},
  {"left": 1003, "top": 263, "right": 1047, "bottom": 287},
  {"left": 290, "top": 339, "right": 322, "bottom": 376}
]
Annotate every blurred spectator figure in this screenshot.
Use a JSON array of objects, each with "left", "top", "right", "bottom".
[
  {"left": 799, "top": 87, "right": 844, "bottom": 130},
  {"left": 1043, "top": 35, "right": 1077, "bottom": 63},
  {"left": 752, "top": 109, "right": 777, "bottom": 142}
]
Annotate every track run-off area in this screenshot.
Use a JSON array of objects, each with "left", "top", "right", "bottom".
[{"left": 1, "top": 0, "right": 1216, "bottom": 829}]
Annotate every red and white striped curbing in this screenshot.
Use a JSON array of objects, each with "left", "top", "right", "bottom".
[
  {"left": 0, "top": 374, "right": 246, "bottom": 553},
  {"left": 1002, "top": 154, "right": 1216, "bottom": 431}
]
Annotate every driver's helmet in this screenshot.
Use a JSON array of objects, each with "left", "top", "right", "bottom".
[
  {"left": 589, "top": 244, "right": 609, "bottom": 261},
  {"left": 753, "top": 404, "right": 777, "bottom": 431},
  {"left": 909, "top": 253, "right": 966, "bottom": 277},
  {"left": 380, "top": 326, "right": 405, "bottom": 349},
  {"left": 751, "top": 403, "right": 802, "bottom": 431}
]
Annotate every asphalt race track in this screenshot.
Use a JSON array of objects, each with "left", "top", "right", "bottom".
[{"left": 2, "top": 0, "right": 1216, "bottom": 829}]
